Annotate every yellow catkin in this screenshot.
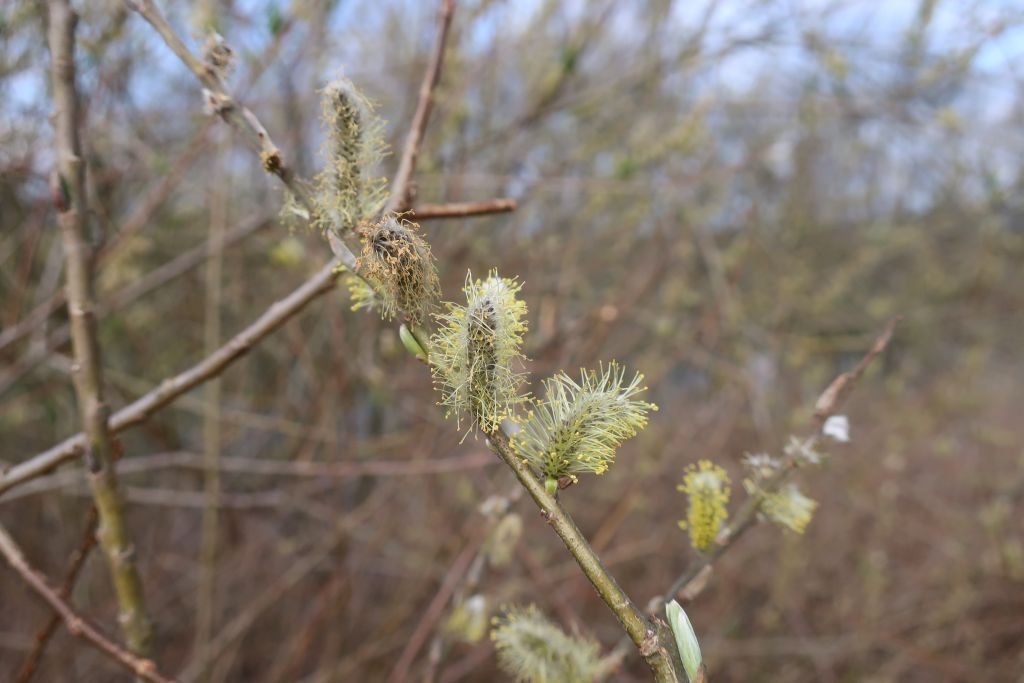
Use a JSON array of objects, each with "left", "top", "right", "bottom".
[{"left": 678, "top": 461, "right": 731, "bottom": 551}]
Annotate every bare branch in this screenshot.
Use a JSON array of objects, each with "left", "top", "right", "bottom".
[
  {"left": 411, "top": 198, "right": 517, "bottom": 220},
  {"left": 386, "top": 0, "right": 457, "bottom": 213},
  {"left": 0, "top": 523, "right": 175, "bottom": 683},
  {"left": 15, "top": 506, "right": 98, "bottom": 683}
]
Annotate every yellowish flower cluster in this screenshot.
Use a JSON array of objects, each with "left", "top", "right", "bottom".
[{"left": 678, "top": 460, "right": 731, "bottom": 551}]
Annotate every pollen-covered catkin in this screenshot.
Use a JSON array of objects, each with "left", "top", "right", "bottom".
[
  {"left": 430, "top": 271, "right": 528, "bottom": 434},
  {"left": 357, "top": 216, "right": 439, "bottom": 325},
  {"left": 513, "top": 362, "right": 656, "bottom": 487},
  {"left": 312, "top": 78, "right": 387, "bottom": 232}
]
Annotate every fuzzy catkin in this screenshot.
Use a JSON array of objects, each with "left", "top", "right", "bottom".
[
  {"left": 430, "top": 271, "right": 528, "bottom": 434},
  {"left": 491, "top": 605, "right": 617, "bottom": 683},
  {"left": 313, "top": 78, "right": 387, "bottom": 233},
  {"left": 357, "top": 216, "right": 439, "bottom": 325},
  {"left": 513, "top": 362, "right": 656, "bottom": 485},
  {"left": 678, "top": 460, "right": 731, "bottom": 551}
]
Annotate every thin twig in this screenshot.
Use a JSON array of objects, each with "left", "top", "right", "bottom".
[
  {"left": 387, "top": 539, "right": 483, "bottom": 683},
  {"left": 0, "top": 14, "right": 293, "bottom": 357},
  {"left": 123, "top": 0, "right": 356, "bottom": 270},
  {"left": 411, "top": 198, "right": 517, "bottom": 220},
  {"left": 177, "top": 487, "right": 392, "bottom": 682},
  {"left": 15, "top": 506, "right": 99, "bottom": 683},
  {"left": 194, "top": 132, "right": 228, "bottom": 668},
  {"left": 0, "top": 523, "right": 175, "bottom": 683},
  {"left": 46, "top": 0, "right": 152, "bottom": 654},
  {"left": 0, "top": 129, "right": 210, "bottom": 357},
  {"left": 1, "top": 0, "right": 479, "bottom": 498},
  {"left": 4, "top": 451, "right": 498, "bottom": 503},
  {"left": 386, "top": 0, "right": 457, "bottom": 213}
]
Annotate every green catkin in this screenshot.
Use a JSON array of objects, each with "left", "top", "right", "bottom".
[
  {"left": 357, "top": 216, "right": 439, "bottom": 325},
  {"left": 490, "top": 605, "right": 618, "bottom": 683},
  {"left": 512, "top": 362, "right": 656, "bottom": 486},
  {"left": 430, "top": 271, "right": 528, "bottom": 435},
  {"left": 312, "top": 78, "right": 387, "bottom": 233}
]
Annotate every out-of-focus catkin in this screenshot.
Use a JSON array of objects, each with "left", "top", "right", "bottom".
[{"left": 313, "top": 78, "right": 387, "bottom": 233}]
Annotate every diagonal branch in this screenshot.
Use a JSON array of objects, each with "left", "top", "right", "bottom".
[
  {"left": 411, "top": 198, "right": 517, "bottom": 220},
  {"left": 15, "top": 506, "right": 98, "bottom": 683},
  {"left": 46, "top": 0, "right": 152, "bottom": 655},
  {"left": 0, "top": 522, "right": 176, "bottom": 683},
  {"left": 123, "top": 0, "right": 354, "bottom": 271},
  {"left": 486, "top": 429, "right": 686, "bottom": 682},
  {"left": 0, "top": 0, "right": 471, "bottom": 499}
]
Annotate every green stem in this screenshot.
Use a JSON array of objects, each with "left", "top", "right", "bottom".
[
  {"left": 487, "top": 430, "right": 686, "bottom": 682},
  {"left": 46, "top": 0, "right": 153, "bottom": 656}
]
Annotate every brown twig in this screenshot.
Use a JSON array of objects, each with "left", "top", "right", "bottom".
[
  {"left": 0, "top": 522, "right": 175, "bottom": 683},
  {"left": 0, "top": 14, "right": 293, "bottom": 358},
  {"left": 15, "top": 506, "right": 99, "bottom": 683},
  {"left": 386, "top": 0, "right": 456, "bottom": 213},
  {"left": 46, "top": 0, "right": 152, "bottom": 654},
  {"left": 0, "top": 129, "right": 210, "bottom": 357},
  {"left": 411, "top": 198, "right": 517, "bottom": 220},
  {"left": 177, "top": 487, "right": 392, "bottom": 682}
]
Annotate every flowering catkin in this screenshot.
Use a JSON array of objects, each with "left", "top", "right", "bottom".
[
  {"left": 491, "top": 605, "right": 618, "bottom": 683},
  {"left": 357, "top": 216, "right": 439, "bottom": 325},
  {"left": 430, "top": 271, "right": 528, "bottom": 434},
  {"left": 313, "top": 78, "right": 387, "bottom": 232},
  {"left": 756, "top": 482, "right": 817, "bottom": 534},
  {"left": 513, "top": 362, "right": 655, "bottom": 487},
  {"left": 678, "top": 460, "right": 731, "bottom": 551}
]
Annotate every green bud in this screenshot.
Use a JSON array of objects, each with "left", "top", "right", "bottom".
[
  {"left": 666, "top": 600, "right": 702, "bottom": 683},
  {"left": 545, "top": 477, "right": 558, "bottom": 495},
  {"left": 399, "top": 323, "right": 428, "bottom": 362}
]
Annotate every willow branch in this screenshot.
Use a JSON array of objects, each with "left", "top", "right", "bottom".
[
  {"left": 123, "top": 0, "right": 355, "bottom": 273},
  {"left": 486, "top": 430, "right": 686, "bottom": 683},
  {"left": 46, "top": 0, "right": 152, "bottom": 655},
  {"left": 659, "top": 318, "right": 900, "bottom": 607},
  {"left": 0, "top": 523, "right": 175, "bottom": 683},
  {"left": 411, "top": 198, "right": 516, "bottom": 220}
]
